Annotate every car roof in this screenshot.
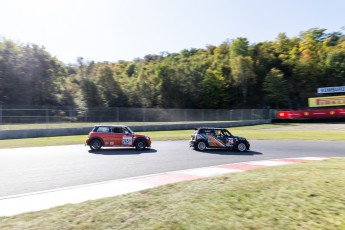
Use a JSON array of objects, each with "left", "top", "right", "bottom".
[
  {"left": 94, "top": 125, "right": 127, "bottom": 128},
  {"left": 196, "top": 127, "right": 227, "bottom": 130}
]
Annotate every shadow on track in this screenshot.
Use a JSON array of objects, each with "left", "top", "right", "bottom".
[
  {"left": 202, "top": 150, "right": 263, "bottom": 156},
  {"left": 88, "top": 148, "right": 157, "bottom": 155}
]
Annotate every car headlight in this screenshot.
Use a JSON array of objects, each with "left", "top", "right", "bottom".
[{"left": 145, "top": 136, "right": 150, "bottom": 140}]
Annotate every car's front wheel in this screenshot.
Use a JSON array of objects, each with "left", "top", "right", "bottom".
[
  {"left": 90, "top": 139, "right": 102, "bottom": 151},
  {"left": 195, "top": 141, "right": 207, "bottom": 151},
  {"left": 236, "top": 142, "right": 247, "bottom": 152},
  {"left": 135, "top": 139, "right": 146, "bottom": 150}
]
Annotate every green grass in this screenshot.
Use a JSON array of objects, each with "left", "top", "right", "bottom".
[
  {"left": 1, "top": 123, "right": 345, "bottom": 148},
  {"left": 1, "top": 158, "right": 344, "bottom": 229},
  {"left": 231, "top": 129, "right": 345, "bottom": 141}
]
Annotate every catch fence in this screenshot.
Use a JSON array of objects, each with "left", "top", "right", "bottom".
[{"left": 0, "top": 106, "right": 275, "bottom": 129}]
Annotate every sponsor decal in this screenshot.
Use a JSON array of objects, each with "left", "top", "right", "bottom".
[
  {"left": 206, "top": 134, "right": 226, "bottom": 147},
  {"left": 277, "top": 109, "right": 345, "bottom": 119},
  {"left": 226, "top": 138, "right": 234, "bottom": 147},
  {"left": 122, "top": 136, "right": 133, "bottom": 145},
  {"left": 109, "top": 141, "right": 114, "bottom": 145},
  {"left": 317, "top": 86, "right": 345, "bottom": 94},
  {"left": 308, "top": 95, "right": 345, "bottom": 107}
]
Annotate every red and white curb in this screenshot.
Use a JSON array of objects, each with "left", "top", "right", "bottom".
[{"left": 0, "top": 157, "right": 334, "bottom": 216}]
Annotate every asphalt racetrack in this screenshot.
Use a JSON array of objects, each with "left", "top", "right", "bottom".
[{"left": 0, "top": 140, "right": 344, "bottom": 197}]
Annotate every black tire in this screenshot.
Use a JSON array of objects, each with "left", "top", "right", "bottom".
[
  {"left": 135, "top": 139, "right": 146, "bottom": 150},
  {"left": 90, "top": 139, "right": 102, "bottom": 151},
  {"left": 236, "top": 142, "right": 247, "bottom": 152},
  {"left": 195, "top": 141, "right": 207, "bottom": 151}
]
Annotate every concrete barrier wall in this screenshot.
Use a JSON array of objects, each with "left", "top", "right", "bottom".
[{"left": 0, "top": 119, "right": 271, "bottom": 140}]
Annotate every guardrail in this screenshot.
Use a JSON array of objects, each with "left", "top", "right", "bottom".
[{"left": 0, "top": 106, "right": 274, "bottom": 125}]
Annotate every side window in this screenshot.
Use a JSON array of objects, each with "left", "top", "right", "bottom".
[
  {"left": 96, "top": 127, "right": 110, "bottom": 133},
  {"left": 203, "top": 129, "right": 215, "bottom": 135},
  {"left": 112, "top": 127, "right": 124, "bottom": 133}
]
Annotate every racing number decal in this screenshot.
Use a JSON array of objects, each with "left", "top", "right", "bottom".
[
  {"left": 122, "top": 136, "right": 133, "bottom": 145},
  {"left": 226, "top": 138, "right": 234, "bottom": 147}
]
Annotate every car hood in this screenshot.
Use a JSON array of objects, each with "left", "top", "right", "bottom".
[
  {"left": 134, "top": 133, "right": 149, "bottom": 138},
  {"left": 233, "top": 136, "right": 248, "bottom": 141}
]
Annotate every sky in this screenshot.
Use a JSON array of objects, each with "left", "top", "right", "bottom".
[{"left": 1, "top": 0, "right": 344, "bottom": 64}]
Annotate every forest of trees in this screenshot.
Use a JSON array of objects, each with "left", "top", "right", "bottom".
[{"left": 1, "top": 28, "right": 345, "bottom": 110}]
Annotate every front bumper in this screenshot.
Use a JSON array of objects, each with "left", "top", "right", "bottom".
[
  {"left": 189, "top": 140, "right": 196, "bottom": 147},
  {"left": 145, "top": 137, "right": 152, "bottom": 148}
]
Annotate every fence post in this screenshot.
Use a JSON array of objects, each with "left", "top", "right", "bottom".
[
  {"left": 45, "top": 108, "right": 49, "bottom": 128},
  {"left": 69, "top": 106, "right": 72, "bottom": 122}
]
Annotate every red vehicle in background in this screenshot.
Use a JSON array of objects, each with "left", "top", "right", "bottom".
[{"left": 86, "top": 125, "right": 151, "bottom": 151}]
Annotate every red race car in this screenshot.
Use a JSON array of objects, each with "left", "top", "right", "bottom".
[{"left": 86, "top": 125, "right": 151, "bottom": 151}]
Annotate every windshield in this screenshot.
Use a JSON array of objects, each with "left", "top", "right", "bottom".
[
  {"left": 126, "top": 127, "right": 134, "bottom": 134},
  {"left": 224, "top": 129, "right": 232, "bottom": 136}
]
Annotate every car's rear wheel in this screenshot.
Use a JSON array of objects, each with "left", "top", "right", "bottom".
[
  {"left": 236, "top": 142, "right": 247, "bottom": 152},
  {"left": 135, "top": 139, "right": 146, "bottom": 150},
  {"left": 90, "top": 139, "right": 102, "bottom": 151},
  {"left": 196, "top": 141, "right": 207, "bottom": 151}
]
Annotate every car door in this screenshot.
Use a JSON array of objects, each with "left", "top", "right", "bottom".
[
  {"left": 112, "top": 127, "right": 125, "bottom": 146},
  {"left": 121, "top": 132, "right": 134, "bottom": 147},
  {"left": 223, "top": 129, "right": 235, "bottom": 147}
]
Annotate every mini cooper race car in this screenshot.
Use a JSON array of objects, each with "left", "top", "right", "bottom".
[
  {"left": 86, "top": 125, "right": 151, "bottom": 151},
  {"left": 189, "top": 127, "right": 250, "bottom": 152}
]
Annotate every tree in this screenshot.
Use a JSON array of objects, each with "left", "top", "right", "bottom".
[
  {"left": 321, "top": 40, "right": 345, "bottom": 86},
  {"left": 230, "top": 56, "right": 256, "bottom": 103},
  {"left": 132, "top": 67, "right": 157, "bottom": 108},
  {"left": 229, "top": 38, "right": 256, "bottom": 104},
  {"left": 229, "top": 37, "right": 249, "bottom": 58},
  {"left": 0, "top": 39, "right": 66, "bottom": 106},
  {"left": 77, "top": 58, "right": 102, "bottom": 108},
  {"left": 156, "top": 64, "right": 174, "bottom": 108},
  {"left": 0, "top": 40, "right": 21, "bottom": 105},
  {"left": 200, "top": 71, "right": 228, "bottom": 108},
  {"left": 97, "top": 66, "right": 127, "bottom": 107},
  {"left": 263, "top": 68, "right": 289, "bottom": 108}
]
